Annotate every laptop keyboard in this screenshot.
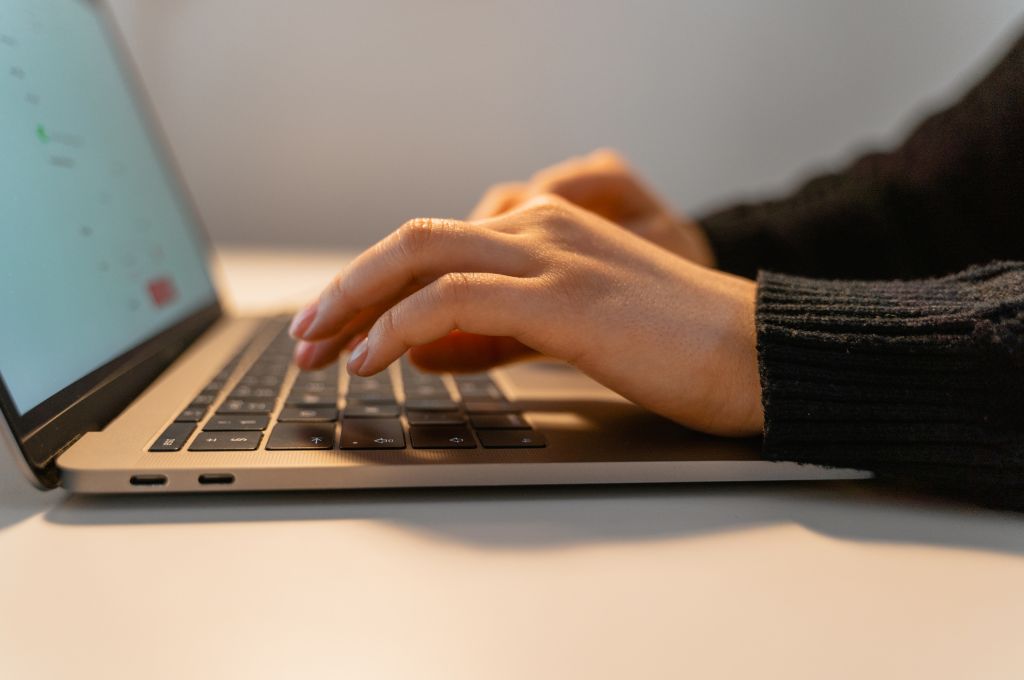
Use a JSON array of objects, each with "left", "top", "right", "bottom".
[{"left": 150, "top": 319, "right": 546, "bottom": 453}]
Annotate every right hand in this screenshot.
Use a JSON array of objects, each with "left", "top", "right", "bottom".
[
  {"left": 397, "top": 149, "right": 718, "bottom": 372},
  {"left": 401, "top": 150, "right": 718, "bottom": 372},
  {"left": 468, "top": 148, "right": 716, "bottom": 267},
  {"left": 291, "top": 195, "right": 762, "bottom": 436}
]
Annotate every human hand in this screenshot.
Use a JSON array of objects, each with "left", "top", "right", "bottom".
[
  {"left": 290, "top": 195, "right": 762, "bottom": 436},
  {"left": 468, "top": 148, "right": 716, "bottom": 267}
]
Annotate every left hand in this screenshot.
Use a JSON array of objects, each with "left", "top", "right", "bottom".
[
  {"left": 468, "top": 149, "right": 716, "bottom": 266},
  {"left": 290, "top": 195, "right": 763, "bottom": 436}
]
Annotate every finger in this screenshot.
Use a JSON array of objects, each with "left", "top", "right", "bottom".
[
  {"left": 299, "top": 218, "right": 532, "bottom": 342},
  {"left": 532, "top": 169, "right": 661, "bottom": 223},
  {"left": 525, "top": 148, "right": 622, "bottom": 191},
  {"left": 408, "top": 331, "right": 537, "bottom": 373},
  {"left": 468, "top": 182, "right": 526, "bottom": 220},
  {"left": 293, "top": 293, "right": 410, "bottom": 369},
  {"left": 294, "top": 304, "right": 386, "bottom": 370},
  {"left": 350, "top": 273, "right": 533, "bottom": 376},
  {"left": 294, "top": 336, "right": 351, "bottom": 371}
]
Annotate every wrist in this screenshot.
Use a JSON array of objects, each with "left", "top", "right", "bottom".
[{"left": 702, "top": 272, "right": 763, "bottom": 436}]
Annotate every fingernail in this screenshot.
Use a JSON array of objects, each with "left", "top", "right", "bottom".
[
  {"left": 347, "top": 338, "right": 369, "bottom": 375},
  {"left": 289, "top": 303, "right": 317, "bottom": 339}
]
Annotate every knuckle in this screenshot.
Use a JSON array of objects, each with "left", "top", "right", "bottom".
[
  {"left": 376, "top": 306, "right": 400, "bottom": 340},
  {"left": 524, "top": 192, "right": 575, "bottom": 221},
  {"left": 396, "top": 217, "right": 436, "bottom": 252},
  {"left": 325, "top": 271, "right": 349, "bottom": 307},
  {"left": 437, "top": 271, "right": 475, "bottom": 309},
  {"left": 397, "top": 217, "right": 461, "bottom": 253},
  {"left": 530, "top": 192, "right": 568, "bottom": 209}
]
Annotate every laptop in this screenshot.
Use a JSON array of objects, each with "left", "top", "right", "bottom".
[{"left": 0, "top": 0, "right": 870, "bottom": 493}]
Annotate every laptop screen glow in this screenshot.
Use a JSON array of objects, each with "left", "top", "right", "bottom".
[{"left": 0, "top": 0, "right": 216, "bottom": 415}]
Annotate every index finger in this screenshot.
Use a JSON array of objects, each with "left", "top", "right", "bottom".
[{"left": 293, "top": 217, "right": 531, "bottom": 342}]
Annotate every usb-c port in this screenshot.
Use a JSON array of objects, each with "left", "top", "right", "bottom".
[
  {"left": 198, "top": 473, "right": 235, "bottom": 485},
  {"left": 130, "top": 474, "right": 167, "bottom": 487}
]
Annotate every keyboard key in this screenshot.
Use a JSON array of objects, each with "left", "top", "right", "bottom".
[
  {"left": 403, "top": 398, "right": 459, "bottom": 412},
  {"left": 294, "top": 369, "right": 338, "bottom": 383},
  {"left": 463, "top": 400, "right": 516, "bottom": 414},
  {"left": 340, "top": 418, "right": 405, "bottom": 449},
  {"left": 344, "top": 403, "right": 401, "bottom": 418},
  {"left": 469, "top": 413, "right": 529, "bottom": 429},
  {"left": 409, "top": 425, "right": 476, "bottom": 449},
  {"left": 404, "top": 384, "right": 451, "bottom": 398},
  {"left": 278, "top": 407, "right": 339, "bottom": 422},
  {"left": 204, "top": 415, "right": 269, "bottom": 431},
  {"left": 454, "top": 374, "right": 502, "bottom": 392},
  {"left": 253, "top": 362, "right": 289, "bottom": 374},
  {"left": 217, "top": 399, "right": 275, "bottom": 414},
  {"left": 401, "top": 372, "right": 445, "bottom": 385},
  {"left": 345, "top": 392, "right": 398, "bottom": 405},
  {"left": 453, "top": 373, "right": 493, "bottom": 386},
  {"left": 213, "top": 369, "right": 235, "bottom": 382},
  {"left": 347, "top": 377, "right": 392, "bottom": 391},
  {"left": 286, "top": 391, "right": 337, "bottom": 407},
  {"left": 405, "top": 410, "right": 465, "bottom": 425},
  {"left": 150, "top": 422, "right": 196, "bottom": 452},
  {"left": 229, "top": 385, "right": 278, "bottom": 399},
  {"left": 266, "top": 423, "right": 335, "bottom": 450},
  {"left": 189, "top": 393, "right": 216, "bottom": 407},
  {"left": 400, "top": 370, "right": 445, "bottom": 387},
  {"left": 189, "top": 431, "right": 262, "bottom": 451},
  {"left": 175, "top": 406, "right": 207, "bottom": 423},
  {"left": 292, "top": 381, "right": 334, "bottom": 393},
  {"left": 239, "top": 375, "right": 282, "bottom": 388},
  {"left": 456, "top": 384, "right": 503, "bottom": 400},
  {"left": 477, "top": 429, "right": 546, "bottom": 448}
]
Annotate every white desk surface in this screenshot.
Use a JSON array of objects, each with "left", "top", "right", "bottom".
[{"left": 2, "top": 248, "right": 1024, "bottom": 680}]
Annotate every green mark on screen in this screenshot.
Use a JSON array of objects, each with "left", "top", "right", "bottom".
[{"left": 36, "top": 123, "right": 50, "bottom": 143}]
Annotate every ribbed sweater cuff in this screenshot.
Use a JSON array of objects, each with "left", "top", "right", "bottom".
[{"left": 755, "top": 262, "right": 1024, "bottom": 479}]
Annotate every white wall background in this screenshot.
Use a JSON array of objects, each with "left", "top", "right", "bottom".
[{"left": 106, "top": 0, "right": 1024, "bottom": 248}]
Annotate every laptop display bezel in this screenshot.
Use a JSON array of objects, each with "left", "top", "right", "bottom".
[{"left": 0, "top": 0, "right": 224, "bottom": 488}]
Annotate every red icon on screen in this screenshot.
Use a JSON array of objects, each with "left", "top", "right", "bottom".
[{"left": 147, "top": 276, "right": 177, "bottom": 308}]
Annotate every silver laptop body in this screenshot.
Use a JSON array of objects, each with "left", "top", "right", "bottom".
[{"left": 0, "top": 0, "right": 870, "bottom": 493}]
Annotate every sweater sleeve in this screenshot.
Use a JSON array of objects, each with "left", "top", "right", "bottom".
[
  {"left": 756, "top": 261, "right": 1024, "bottom": 493},
  {"left": 699, "top": 31, "right": 1024, "bottom": 281}
]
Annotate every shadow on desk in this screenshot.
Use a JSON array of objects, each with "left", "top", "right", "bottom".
[{"left": 44, "top": 481, "right": 1024, "bottom": 557}]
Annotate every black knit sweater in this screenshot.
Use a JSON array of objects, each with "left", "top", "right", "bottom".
[{"left": 698, "top": 29, "right": 1024, "bottom": 496}]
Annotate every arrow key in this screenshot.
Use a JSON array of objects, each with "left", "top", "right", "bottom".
[
  {"left": 265, "top": 423, "right": 336, "bottom": 450},
  {"left": 341, "top": 418, "right": 405, "bottom": 450},
  {"left": 409, "top": 425, "right": 476, "bottom": 449}
]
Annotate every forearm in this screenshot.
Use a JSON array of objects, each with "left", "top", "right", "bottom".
[
  {"left": 755, "top": 261, "right": 1024, "bottom": 491},
  {"left": 700, "top": 32, "right": 1024, "bottom": 280}
]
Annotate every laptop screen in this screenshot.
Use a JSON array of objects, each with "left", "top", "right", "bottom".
[{"left": 0, "top": 0, "right": 216, "bottom": 417}]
